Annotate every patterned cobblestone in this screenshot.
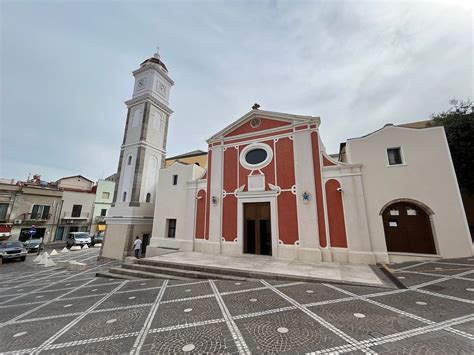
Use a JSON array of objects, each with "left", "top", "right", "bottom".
[{"left": 0, "top": 250, "right": 473, "bottom": 353}]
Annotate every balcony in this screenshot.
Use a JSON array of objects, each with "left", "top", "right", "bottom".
[
  {"left": 62, "top": 212, "right": 90, "bottom": 220},
  {"left": 22, "top": 212, "right": 52, "bottom": 222},
  {"left": 95, "top": 216, "right": 106, "bottom": 223}
]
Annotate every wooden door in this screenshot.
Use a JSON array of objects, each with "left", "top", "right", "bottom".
[
  {"left": 244, "top": 203, "right": 272, "bottom": 255},
  {"left": 382, "top": 202, "right": 436, "bottom": 254}
]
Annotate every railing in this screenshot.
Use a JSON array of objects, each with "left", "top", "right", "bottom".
[
  {"left": 23, "top": 212, "right": 52, "bottom": 221},
  {"left": 62, "top": 212, "right": 90, "bottom": 219},
  {"left": 95, "top": 216, "right": 106, "bottom": 223}
]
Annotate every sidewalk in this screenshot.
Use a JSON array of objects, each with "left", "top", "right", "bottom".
[{"left": 147, "top": 251, "right": 385, "bottom": 286}]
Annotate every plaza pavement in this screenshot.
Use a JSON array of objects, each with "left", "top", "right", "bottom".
[{"left": 0, "top": 248, "right": 473, "bottom": 354}]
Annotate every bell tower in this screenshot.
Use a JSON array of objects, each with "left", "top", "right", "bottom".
[{"left": 102, "top": 51, "right": 174, "bottom": 260}]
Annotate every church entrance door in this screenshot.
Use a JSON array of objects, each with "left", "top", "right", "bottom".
[{"left": 243, "top": 202, "right": 272, "bottom": 256}]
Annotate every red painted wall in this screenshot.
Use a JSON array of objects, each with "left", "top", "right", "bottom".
[
  {"left": 195, "top": 189, "right": 206, "bottom": 239},
  {"left": 311, "top": 132, "right": 327, "bottom": 248},
  {"left": 275, "top": 137, "right": 298, "bottom": 244},
  {"left": 325, "top": 179, "right": 348, "bottom": 248},
  {"left": 323, "top": 156, "right": 336, "bottom": 166},
  {"left": 225, "top": 118, "right": 291, "bottom": 137},
  {"left": 222, "top": 195, "right": 237, "bottom": 241}
]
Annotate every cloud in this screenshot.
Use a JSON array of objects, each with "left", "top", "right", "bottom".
[{"left": 1, "top": 0, "right": 472, "bottom": 182}]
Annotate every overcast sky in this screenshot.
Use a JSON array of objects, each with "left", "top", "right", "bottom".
[{"left": 1, "top": 0, "right": 472, "bottom": 182}]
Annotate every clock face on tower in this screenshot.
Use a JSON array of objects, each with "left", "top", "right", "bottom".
[
  {"left": 157, "top": 82, "right": 166, "bottom": 96},
  {"left": 137, "top": 78, "right": 146, "bottom": 89}
]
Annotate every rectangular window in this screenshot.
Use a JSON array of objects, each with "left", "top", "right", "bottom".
[
  {"left": 100, "top": 208, "right": 107, "bottom": 216},
  {"left": 172, "top": 175, "right": 178, "bottom": 185},
  {"left": 71, "top": 204, "right": 82, "bottom": 217},
  {"left": 31, "top": 205, "right": 50, "bottom": 219},
  {"left": 387, "top": 147, "right": 403, "bottom": 165},
  {"left": 0, "top": 203, "right": 8, "bottom": 220},
  {"left": 167, "top": 219, "right": 176, "bottom": 238},
  {"left": 102, "top": 192, "right": 110, "bottom": 199}
]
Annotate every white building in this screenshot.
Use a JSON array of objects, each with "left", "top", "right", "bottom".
[{"left": 101, "top": 51, "right": 174, "bottom": 260}]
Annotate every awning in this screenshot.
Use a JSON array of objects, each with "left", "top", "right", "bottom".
[{"left": 0, "top": 225, "right": 12, "bottom": 233}]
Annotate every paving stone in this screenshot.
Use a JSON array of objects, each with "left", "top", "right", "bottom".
[
  {"left": 161, "top": 281, "right": 213, "bottom": 301},
  {"left": 17, "top": 295, "right": 104, "bottom": 320},
  {"left": 0, "top": 316, "right": 77, "bottom": 352},
  {"left": 371, "top": 330, "right": 474, "bottom": 354},
  {"left": 374, "top": 290, "right": 473, "bottom": 322},
  {"left": 42, "top": 336, "right": 137, "bottom": 354},
  {"left": 389, "top": 271, "right": 444, "bottom": 288},
  {"left": 152, "top": 296, "right": 222, "bottom": 328},
  {"left": 277, "top": 283, "right": 349, "bottom": 304},
  {"left": 63, "top": 283, "right": 119, "bottom": 298},
  {"left": 53, "top": 307, "right": 152, "bottom": 344},
  {"left": 119, "top": 279, "right": 164, "bottom": 291},
  {"left": 222, "top": 288, "right": 292, "bottom": 316},
  {"left": 236, "top": 308, "right": 348, "bottom": 353},
  {"left": 8, "top": 289, "right": 71, "bottom": 304},
  {"left": 214, "top": 279, "right": 263, "bottom": 293},
  {"left": 451, "top": 320, "right": 474, "bottom": 335},
  {"left": 323, "top": 284, "right": 390, "bottom": 296},
  {"left": 97, "top": 288, "right": 161, "bottom": 310},
  {"left": 141, "top": 322, "right": 238, "bottom": 353},
  {"left": 420, "top": 278, "right": 474, "bottom": 301},
  {"left": 406, "top": 263, "right": 472, "bottom": 276},
  {"left": 0, "top": 303, "right": 43, "bottom": 323},
  {"left": 308, "top": 299, "right": 424, "bottom": 341}
]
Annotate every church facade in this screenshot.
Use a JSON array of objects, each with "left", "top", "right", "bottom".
[{"left": 102, "top": 53, "right": 472, "bottom": 264}]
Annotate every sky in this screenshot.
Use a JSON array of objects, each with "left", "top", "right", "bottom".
[{"left": 1, "top": 0, "right": 472, "bottom": 182}]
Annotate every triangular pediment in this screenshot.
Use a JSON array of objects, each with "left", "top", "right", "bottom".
[{"left": 208, "top": 109, "right": 320, "bottom": 142}]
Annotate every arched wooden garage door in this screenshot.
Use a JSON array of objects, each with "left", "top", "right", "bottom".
[{"left": 382, "top": 201, "right": 436, "bottom": 254}]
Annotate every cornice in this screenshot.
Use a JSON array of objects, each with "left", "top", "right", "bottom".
[
  {"left": 125, "top": 94, "right": 174, "bottom": 115},
  {"left": 132, "top": 64, "right": 175, "bottom": 86},
  {"left": 121, "top": 140, "right": 167, "bottom": 155}
]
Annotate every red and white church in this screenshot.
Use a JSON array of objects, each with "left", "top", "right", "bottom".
[
  {"left": 149, "top": 107, "right": 472, "bottom": 265},
  {"left": 102, "top": 52, "right": 472, "bottom": 265}
]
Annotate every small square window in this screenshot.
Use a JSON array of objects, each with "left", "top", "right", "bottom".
[
  {"left": 387, "top": 148, "right": 403, "bottom": 165},
  {"left": 172, "top": 175, "right": 178, "bottom": 185}
]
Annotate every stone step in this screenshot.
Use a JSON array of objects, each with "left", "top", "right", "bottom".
[
  {"left": 122, "top": 263, "right": 248, "bottom": 281},
  {"left": 108, "top": 266, "right": 191, "bottom": 280},
  {"left": 95, "top": 271, "right": 140, "bottom": 280},
  {"left": 137, "top": 258, "right": 305, "bottom": 282}
]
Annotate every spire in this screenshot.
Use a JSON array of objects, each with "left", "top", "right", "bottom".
[{"left": 154, "top": 46, "right": 160, "bottom": 60}]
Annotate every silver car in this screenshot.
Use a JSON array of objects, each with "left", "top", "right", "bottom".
[
  {"left": 0, "top": 241, "right": 28, "bottom": 262},
  {"left": 66, "top": 232, "right": 92, "bottom": 248}
]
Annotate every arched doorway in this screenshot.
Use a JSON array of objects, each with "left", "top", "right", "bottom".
[{"left": 382, "top": 201, "right": 436, "bottom": 254}]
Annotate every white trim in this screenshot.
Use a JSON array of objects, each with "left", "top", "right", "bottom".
[
  {"left": 237, "top": 195, "right": 279, "bottom": 257},
  {"left": 386, "top": 146, "right": 406, "bottom": 167},
  {"left": 239, "top": 143, "right": 274, "bottom": 171}
]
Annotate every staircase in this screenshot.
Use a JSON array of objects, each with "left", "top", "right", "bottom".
[{"left": 96, "top": 257, "right": 311, "bottom": 282}]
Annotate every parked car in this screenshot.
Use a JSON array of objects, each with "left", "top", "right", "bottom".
[
  {"left": 0, "top": 241, "right": 28, "bottom": 262},
  {"left": 66, "top": 232, "right": 92, "bottom": 248},
  {"left": 23, "top": 239, "right": 44, "bottom": 253},
  {"left": 91, "top": 231, "right": 104, "bottom": 246}
]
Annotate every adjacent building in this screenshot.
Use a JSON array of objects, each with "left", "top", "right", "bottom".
[
  {"left": 53, "top": 175, "right": 96, "bottom": 241},
  {"left": 90, "top": 179, "right": 115, "bottom": 235},
  {"left": 0, "top": 176, "right": 62, "bottom": 242}
]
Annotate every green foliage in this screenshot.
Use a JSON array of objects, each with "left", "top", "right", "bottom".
[{"left": 430, "top": 99, "right": 474, "bottom": 195}]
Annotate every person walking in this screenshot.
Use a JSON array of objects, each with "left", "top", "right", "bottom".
[{"left": 133, "top": 236, "right": 142, "bottom": 259}]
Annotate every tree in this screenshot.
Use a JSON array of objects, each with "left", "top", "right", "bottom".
[{"left": 429, "top": 99, "right": 474, "bottom": 195}]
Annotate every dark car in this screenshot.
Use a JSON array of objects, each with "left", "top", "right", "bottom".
[
  {"left": 91, "top": 231, "right": 104, "bottom": 246},
  {"left": 23, "top": 239, "right": 44, "bottom": 253},
  {"left": 0, "top": 241, "right": 28, "bottom": 262}
]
